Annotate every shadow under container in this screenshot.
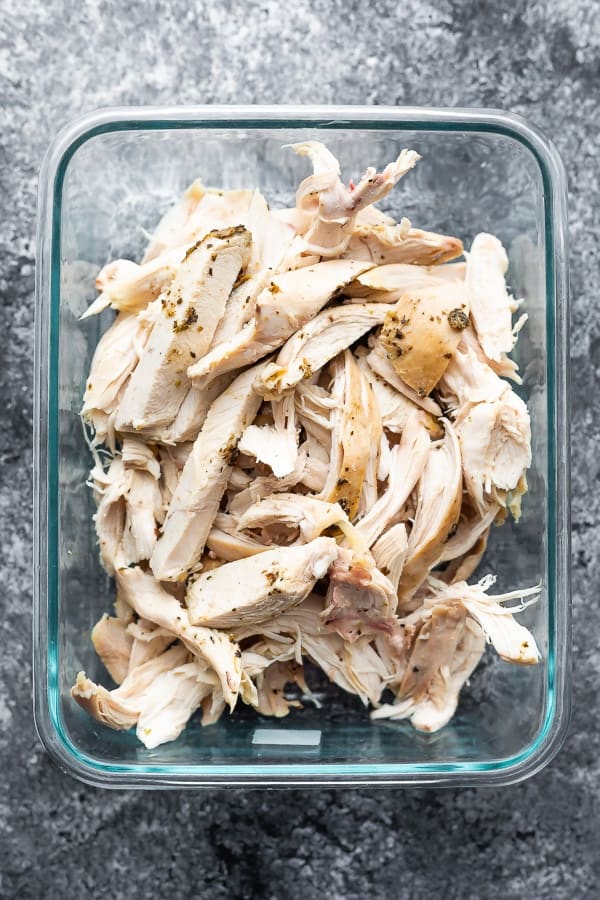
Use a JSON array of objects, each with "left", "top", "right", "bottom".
[{"left": 34, "top": 106, "right": 570, "bottom": 788}]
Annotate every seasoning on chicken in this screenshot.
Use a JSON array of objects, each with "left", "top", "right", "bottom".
[
  {"left": 379, "top": 282, "right": 470, "bottom": 397},
  {"left": 255, "top": 303, "right": 389, "bottom": 399},
  {"left": 116, "top": 226, "right": 251, "bottom": 434},
  {"left": 186, "top": 537, "right": 338, "bottom": 628},
  {"left": 187, "top": 258, "right": 373, "bottom": 389}
]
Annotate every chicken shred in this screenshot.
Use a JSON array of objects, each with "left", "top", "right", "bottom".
[{"left": 74, "top": 141, "right": 540, "bottom": 746}]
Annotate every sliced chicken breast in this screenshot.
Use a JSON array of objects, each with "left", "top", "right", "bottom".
[
  {"left": 151, "top": 363, "right": 263, "bottom": 581},
  {"left": 255, "top": 303, "right": 389, "bottom": 399},
  {"left": 187, "top": 259, "right": 373, "bottom": 388},
  {"left": 343, "top": 224, "right": 464, "bottom": 266},
  {"left": 116, "top": 226, "right": 251, "bottom": 433},
  {"left": 116, "top": 566, "right": 243, "bottom": 707},
  {"left": 186, "top": 537, "right": 338, "bottom": 628}
]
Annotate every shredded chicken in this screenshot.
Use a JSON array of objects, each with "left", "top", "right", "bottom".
[{"left": 74, "top": 141, "right": 539, "bottom": 746}]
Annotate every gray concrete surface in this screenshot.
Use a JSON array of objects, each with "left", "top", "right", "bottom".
[{"left": 0, "top": 0, "right": 598, "bottom": 897}]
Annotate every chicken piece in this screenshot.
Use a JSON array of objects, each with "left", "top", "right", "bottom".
[
  {"left": 234, "top": 596, "right": 390, "bottom": 707},
  {"left": 135, "top": 661, "right": 214, "bottom": 749},
  {"left": 365, "top": 341, "right": 442, "bottom": 418},
  {"left": 116, "top": 226, "right": 251, "bottom": 434},
  {"left": 466, "top": 233, "right": 525, "bottom": 362},
  {"left": 209, "top": 191, "right": 294, "bottom": 346},
  {"left": 379, "top": 282, "right": 471, "bottom": 396},
  {"left": 319, "top": 351, "right": 381, "bottom": 520},
  {"left": 439, "top": 502, "right": 499, "bottom": 565},
  {"left": 439, "top": 343, "right": 508, "bottom": 407},
  {"left": 295, "top": 381, "right": 337, "bottom": 439},
  {"left": 455, "top": 390, "right": 531, "bottom": 517},
  {"left": 186, "top": 537, "right": 338, "bottom": 628},
  {"left": 288, "top": 141, "right": 420, "bottom": 259},
  {"left": 409, "top": 619, "right": 486, "bottom": 732},
  {"left": 126, "top": 618, "right": 176, "bottom": 672},
  {"left": 398, "top": 421, "right": 462, "bottom": 605},
  {"left": 237, "top": 492, "right": 364, "bottom": 552},
  {"left": 157, "top": 372, "right": 235, "bottom": 445},
  {"left": 91, "top": 457, "right": 128, "bottom": 574},
  {"left": 323, "top": 548, "right": 398, "bottom": 641},
  {"left": 438, "top": 342, "right": 531, "bottom": 517},
  {"left": 143, "top": 184, "right": 254, "bottom": 261},
  {"left": 151, "top": 363, "right": 263, "bottom": 582},
  {"left": 142, "top": 179, "right": 207, "bottom": 262},
  {"left": 398, "top": 602, "right": 467, "bottom": 702},
  {"left": 83, "top": 246, "right": 187, "bottom": 318},
  {"left": 238, "top": 392, "right": 298, "bottom": 478},
  {"left": 345, "top": 261, "right": 466, "bottom": 301},
  {"left": 157, "top": 442, "right": 192, "bottom": 511},
  {"left": 354, "top": 346, "right": 436, "bottom": 436},
  {"left": 371, "top": 617, "right": 485, "bottom": 732},
  {"left": 428, "top": 575, "right": 541, "bottom": 665},
  {"left": 71, "top": 643, "right": 189, "bottom": 731},
  {"left": 91, "top": 614, "right": 134, "bottom": 685},
  {"left": 227, "top": 444, "right": 308, "bottom": 517},
  {"left": 255, "top": 304, "right": 389, "bottom": 399},
  {"left": 441, "top": 528, "right": 490, "bottom": 584},
  {"left": 371, "top": 523, "right": 409, "bottom": 593},
  {"left": 343, "top": 224, "right": 464, "bottom": 266},
  {"left": 356, "top": 409, "right": 432, "bottom": 547},
  {"left": 81, "top": 311, "right": 152, "bottom": 448},
  {"left": 206, "top": 513, "right": 270, "bottom": 561},
  {"left": 460, "top": 325, "right": 522, "bottom": 384},
  {"left": 115, "top": 566, "right": 243, "bottom": 708},
  {"left": 119, "top": 475, "right": 163, "bottom": 565},
  {"left": 91, "top": 438, "right": 163, "bottom": 572},
  {"left": 252, "top": 660, "right": 306, "bottom": 718},
  {"left": 187, "top": 259, "right": 373, "bottom": 388}
]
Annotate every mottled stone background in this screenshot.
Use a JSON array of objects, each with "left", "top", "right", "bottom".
[{"left": 0, "top": 0, "right": 598, "bottom": 897}]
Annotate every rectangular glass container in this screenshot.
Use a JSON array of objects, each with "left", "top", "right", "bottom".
[{"left": 34, "top": 106, "right": 570, "bottom": 788}]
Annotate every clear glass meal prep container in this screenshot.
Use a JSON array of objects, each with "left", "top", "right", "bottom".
[{"left": 34, "top": 105, "right": 570, "bottom": 788}]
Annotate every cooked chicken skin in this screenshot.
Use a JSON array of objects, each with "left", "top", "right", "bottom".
[
  {"left": 76, "top": 140, "right": 539, "bottom": 747},
  {"left": 379, "top": 282, "right": 470, "bottom": 397}
]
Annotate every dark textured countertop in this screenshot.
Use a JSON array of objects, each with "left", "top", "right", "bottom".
[{"left": 1, "top": 1, "right": 598, "bottom": 897}]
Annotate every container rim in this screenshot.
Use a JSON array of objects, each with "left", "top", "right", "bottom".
[{"left": 33, "top": 105, "right": 571, "bottom": 788}]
